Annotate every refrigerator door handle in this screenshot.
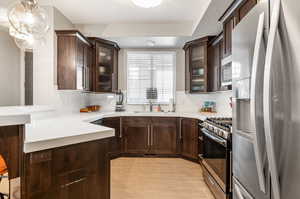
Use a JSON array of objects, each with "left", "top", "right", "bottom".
[
  {"left": 263, "top": 0, "right": 281, "bottom": 199},
  {"left": 250, "top": 12, "right": 267, "bottom": 194},
  {"left": 235, "top": 184, "right": 245, "bottom": 199},
  {"left": 233, "top": 178, "right": 254, "bottom": 199}
]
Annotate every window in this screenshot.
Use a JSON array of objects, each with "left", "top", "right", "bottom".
[{"left": 127, "top": 51, "right": 176, "bottom": 104}]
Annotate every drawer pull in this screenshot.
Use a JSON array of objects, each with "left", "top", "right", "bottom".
[{"left": 61, "top": 177, "right": 86, "bottom": 188}]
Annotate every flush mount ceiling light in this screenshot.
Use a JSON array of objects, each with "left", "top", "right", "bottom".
[{"left": 132, "top": 0, "right": 162, "bottom": 8}]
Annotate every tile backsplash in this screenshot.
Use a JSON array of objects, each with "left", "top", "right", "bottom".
[{"left": 87, "top": 91, "right": 232, "bottom": 116}]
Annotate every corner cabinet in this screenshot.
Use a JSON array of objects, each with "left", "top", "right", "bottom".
[
  {"left": 56, "top": 30, "right": 93, "bottom": 91},
  {"left": 183, "top": 36, "right": 214, "bottom": 93},
  {"left": 102, "top": 117, "right": 122, "bottom": 158},
  {"left": 180, "top": 118, "right": 199, "bottom": 160},
  {"left": 89, "top": 38, "right": 120, "bottom": 93}
]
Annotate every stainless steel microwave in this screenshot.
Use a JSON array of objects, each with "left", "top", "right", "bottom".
[{"left": 221, "top": 56, "right": 232, "bottom": 86}]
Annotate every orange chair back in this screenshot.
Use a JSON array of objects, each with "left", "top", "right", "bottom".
[{"left": 0, "top": 155, "right": 7, "bottom": 175}]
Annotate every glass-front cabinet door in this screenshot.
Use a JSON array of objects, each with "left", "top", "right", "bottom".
[
  {"left": 190, "top": 44, "right": 207, "bottom": 93},
  {"left": 96, "top": 45, "right": 113, "bottom": 92}
]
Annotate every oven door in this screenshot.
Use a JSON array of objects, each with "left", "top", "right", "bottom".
[{"left": 202, "top": 128, "right": 228, "bottom": 192}]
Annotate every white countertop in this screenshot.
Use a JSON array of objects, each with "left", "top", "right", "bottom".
[
  {"left": 0, "top": 105, "right": 54, "bottom": 127},
  {"left": 0, "top": 107, "right": 229, "bottom": 153},
  {"left": 77, "top": 111, "right": 222, "bottom": 123},
  {"left": 25, "top": 117, "right": 115, "bottom": 153},
  {"left": 23, "top": 111, "right": 225, "bottom": 153}
]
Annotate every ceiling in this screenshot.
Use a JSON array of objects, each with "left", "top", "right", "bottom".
[
  {"left": 106, "top": 36, "right": 190, "bottom": 48},
  {"left": 0, "top": 0, "right": 234, "bottom": 48},
  {"left": 40, "top": 0, "right": 209, "bottom": 25}
]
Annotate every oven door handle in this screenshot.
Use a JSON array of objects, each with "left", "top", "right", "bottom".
[{"left": 202, "top": 129, "right": 227, "bottom": 147}]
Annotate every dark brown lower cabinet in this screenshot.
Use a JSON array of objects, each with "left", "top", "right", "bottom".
[
  {"left": 23, "top": 139, "right": 110, "bottom": 199},
  {"left": 181, "top": 118, "right": 199, "bottom": 160},
  {"left": 122, "top": 117, "right": 179, "bottom": 155},
  {"left": 0, "top": 125, "right": 24, "bottom": 199},
  {"left": 122, "top": 117, "right": 150, "bottom": 154},
  {"left": 151, "top": 118, "right": 178, "bottom": 155},
  {"left": 102, "top": 117, "right": 121, "bottom": 157}
]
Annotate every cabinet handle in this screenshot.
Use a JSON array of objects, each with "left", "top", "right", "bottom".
[
  {"left": 119, "top": 117, "right": 122, "bottom": 138},
  {"left": 61, "top": 177, "right": 86, "bottom": 188},
  {"left": 151, "top": 126, "right": 154, "bottom": 146},
  {"left": 179, "top": 118, "right": 182, "bottom": 139},
  {"left": 147, "top": 125, "right": 150, "bottom": 147}
]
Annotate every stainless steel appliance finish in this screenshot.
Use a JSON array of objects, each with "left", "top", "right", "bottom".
[
  {"left": 201, "top": 118, "right": 232, "bottom": 199},
  {"left": 202, "top": 118, "right": 232, "bottom": 139},
  {"left": 232, "top": 1, "right": 270, "bottom": 199},
  {"left": 221, "top": 56, "right": 233, "bottom": 87},
  {"left": 263, "top": 0, "right": 300, "bottom": 199},
  {"left": 233, "top": 0, "right": 300, "bottom": 199}
]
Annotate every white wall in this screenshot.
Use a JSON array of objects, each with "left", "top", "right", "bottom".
[
  {"left": 33, "top": 7, "right": 89, "bottom": 114},
  {"left": 0, "top": 28, "right": 21, "bottom": 106}
]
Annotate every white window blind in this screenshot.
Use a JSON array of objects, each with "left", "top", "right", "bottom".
[{"left": 127, "top": 51, "right": 176, "bottom": 104}]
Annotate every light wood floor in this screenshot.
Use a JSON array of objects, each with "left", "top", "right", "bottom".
[{"left": 111, "top": 158, "right": 214, "bottom": 199}]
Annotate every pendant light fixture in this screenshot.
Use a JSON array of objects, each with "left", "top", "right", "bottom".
[
  {"left": 7, "top": 0, "right": 49, "bottom": 50},
  {"left": 132, "top": 0, "right": 162, "bottom": 8}
]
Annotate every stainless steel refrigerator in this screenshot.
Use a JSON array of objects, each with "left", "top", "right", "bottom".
[{"left": 232, "top": 0, "right": 300, "bottom": 198}]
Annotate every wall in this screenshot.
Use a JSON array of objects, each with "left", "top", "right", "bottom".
[
  {"left": 89, "top": 48, "right": 232, "bottom": 116},
  {"left": 0, "top": 28, "right": 21, "bottom": 106},
  {"left": 33, "top": 7, "right": 89, "bottom": 114}
]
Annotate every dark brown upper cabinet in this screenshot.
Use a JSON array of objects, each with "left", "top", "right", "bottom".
[
  {"left": 207, "top": 35, "right": 222, "bottom": 92},
  {"left": 56, "top": 30, "right": 93, "bottom": 91},
  {"left": 183, "top": 36, "right": 215, "bottom": 94},
  {"left": 88, "top": 37, "right": 120, "bottom": 93},
  {"left": 207, "top": 33, "right": 231, "bottom": 92},
  {"left": 219, "top": 0, "right": 257, "bottom": 58}
]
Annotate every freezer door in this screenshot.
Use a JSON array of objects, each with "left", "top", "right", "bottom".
[
  {"left": 233, "top": 134, "right": 270, "bottom": 199},
  {"left": 263, "top": 0, "right": 300, "bottom": 199}
]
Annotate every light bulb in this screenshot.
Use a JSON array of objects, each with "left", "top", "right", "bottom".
[
  {"left": 13, "top": 32, "right": 45, "bottom": 50},
  {"left": 7, "top": 0, "right": 49, "bottom": 39},
  {"left": 9, "top": 26, "right": 28, "bottom": 40}
]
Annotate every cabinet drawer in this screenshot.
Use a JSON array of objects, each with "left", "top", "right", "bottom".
[
  {"left": 151, "top": 117, "right": 177, "bottom": 126},
  {"left": 29, "top": 151, "right": 52, "bottom": 164},
  {"left": 53, "top": 142, "right": 99, "bottom": 174},
  {"left": 122, "top": 117, "right": 150, "bottom": 126},
  {"left": 203, "top": 167, "right": 226, "bottom": 199}
]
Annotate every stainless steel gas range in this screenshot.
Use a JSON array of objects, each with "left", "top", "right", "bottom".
[{"left": 200, "top": 117, "right": 232, "bottom": 199}]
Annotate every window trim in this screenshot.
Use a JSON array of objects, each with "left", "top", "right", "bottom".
[{"left": 126, "top": 50, "right": 177, "bottom": 105}]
